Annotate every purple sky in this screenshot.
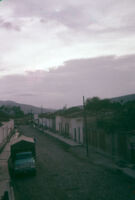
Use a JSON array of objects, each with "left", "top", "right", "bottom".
[{"left": 0, "top": 0, "right": 135, "bottom": 108}]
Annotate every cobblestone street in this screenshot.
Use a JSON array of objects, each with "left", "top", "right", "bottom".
[{"left": 12, "top": 126, "right": 135, "bottom": 200}]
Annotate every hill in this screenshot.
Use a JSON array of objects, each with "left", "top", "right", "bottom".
[
  {"left": 0, "top": 101, "right": 55, "bottom": 114},
  {"left": 111, "top": 93, "right": 135, "bottom": 103}
]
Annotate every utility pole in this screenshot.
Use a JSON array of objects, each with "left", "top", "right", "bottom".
[
  {"left": 83, "top": 96, "right": 88, "bottom": 157},
  {"left": 30, "top": 108, "right": 33, "bottom": 124},
  {"left": 41, "top": 105, "right": 43, "bottom": 130}
]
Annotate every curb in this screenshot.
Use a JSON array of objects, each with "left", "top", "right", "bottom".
[
  {"left": 34, "top": 126, "right": 81, "bottom": 147},
  {"left": 120, "top": 168, "right": 135, "bottom": 179},
  {"left": 44, "top": 130, "right": 81, "bottom": 147},
  {"left": 0, "top": 181, "right": 15, "bottom": 200},
  {"left": 9, "top": 181, "right": 15, "bottom": 200},
  {"left": 0, "top": 131, "right": 16, "bottom": 200}
]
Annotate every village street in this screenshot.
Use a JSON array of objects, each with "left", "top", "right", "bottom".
[{"left": 12, "top": 125, "right": 135, "bottom": 200}]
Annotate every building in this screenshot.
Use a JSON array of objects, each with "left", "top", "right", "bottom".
[
  {"left": 55, "top": 108, "right": 84, "bottom": 144},
  {"left": 0, "top": 119, "right": 14, "bottom": 149}
]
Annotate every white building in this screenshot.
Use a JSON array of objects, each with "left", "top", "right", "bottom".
[
  {"left": 34, "top": 113, "right": 55, "bottom": 131},
  {"left": 33, "top": 114, "right": 39, "bottom": 125},
  {"left": 55, "top": 115, "right": 83, "bottom": 144},
  {"left": 0, "top": 119, "right": 14, "bottom": 145},
  {"left": 33, "top": 110, "right": 84, "bottom": 144},
  {"left": 70, "top": 117, "right": 83, "bottom": 144}
]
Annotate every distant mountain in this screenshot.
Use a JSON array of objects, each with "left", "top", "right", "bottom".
[
  {"left": 0, "top": 100, "right": 55, "bottom": 114},
  {"left": 111, "top": 94, "right": 135, "bottom": 103}
]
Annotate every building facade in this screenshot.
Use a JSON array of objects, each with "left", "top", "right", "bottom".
[{"left": 0, "top": 119, "right": 14, "bottom": 148}]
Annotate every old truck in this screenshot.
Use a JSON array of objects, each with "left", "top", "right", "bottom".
[{"left": 8, "top": 135, "right": 36, "bottom": 177}]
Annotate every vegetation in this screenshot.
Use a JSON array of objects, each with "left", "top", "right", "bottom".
[
  {"left": 85, "top": 97, "right": 135, "bottom": 132},
  {"left": 0, "top": 110, "right": 10, "bottom": 122},
  {"left": 85, "top": 97, "right": 122, "bottom": 112},
  {"left": 0, "top": 105, "right": 24, "bottom": 124}
]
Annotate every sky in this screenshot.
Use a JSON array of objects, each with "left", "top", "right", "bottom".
[{"left": 0, "top": 0, "right": 135, "bottom": 109}]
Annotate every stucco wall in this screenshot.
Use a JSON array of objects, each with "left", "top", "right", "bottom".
[
  {"left": 0, "top": 119, "right": 14, "bottom": 145},
  {"left": 56, "top": 116, "right": 62, "bottom": 132},
  {"left": 70, "top": 118, "right": 83, "bottom": 144},
  {"left": 55, "top": 115, "right": 83, "bottom": 144}
]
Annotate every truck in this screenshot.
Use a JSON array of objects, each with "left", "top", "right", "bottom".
[{"left": 8, "top": 135, "right": 36, "bottom": 177}]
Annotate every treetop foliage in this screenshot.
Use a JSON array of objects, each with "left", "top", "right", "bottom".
[
  {"left": 86, "top": 97, "right": 135, "bottom": 132},
  {"left": 0, "top": 105, "right": 24, "bottom": 122},
  {"left": 85, "top": 97, "right": 121, "bottom": 112}
]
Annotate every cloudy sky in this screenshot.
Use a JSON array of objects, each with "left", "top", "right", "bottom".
[{"left": 0, "top": 0, "right": 135, "bottom": 108}]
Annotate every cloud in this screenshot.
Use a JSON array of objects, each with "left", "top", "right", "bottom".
[
  {"left": 0, "top": 20, "right": 20, "bottom": 31},
  {"left": 17, "top": 93, "right": 37, "bottom": 97},
  {"left": 0, "top": 0, "right": 135, "bottom": 76},
  {"left": 0, "top": 55, "right": 135, "bottom": 109},
  {"left": 0, "top": 16, "right": 21, "bottom": 31},
  {"left": 5, "top": 0, "right": 135, "bottom": 34}
]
